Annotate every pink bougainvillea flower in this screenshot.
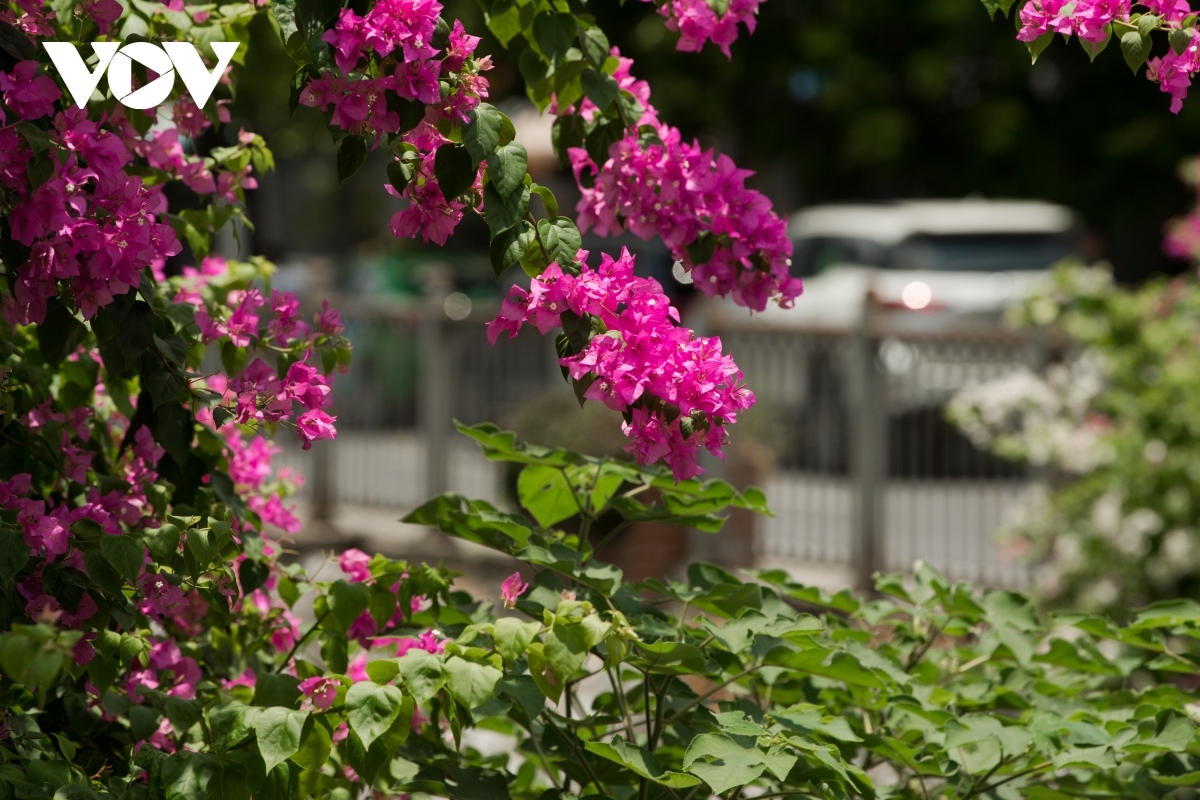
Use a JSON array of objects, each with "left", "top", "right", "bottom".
[
  {"left": 500, "top": 572, "right": 528, "bottom": 609},
  {"left": 299, "top": 676, "right": 340, "bottom": 711}
]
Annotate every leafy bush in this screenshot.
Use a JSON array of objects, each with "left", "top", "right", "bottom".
[
  {"left": 5, "top": 424, "right": 1200, "bottom": 800},
  {"left": 2, "top": 1, "right": 1198, "bottom": 798}
]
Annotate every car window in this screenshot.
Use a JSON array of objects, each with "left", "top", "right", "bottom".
[
  {"left": 793, "top": 237, "right": 886, "bottom": 275},
  {"left": 886, "top": 233, "right": 1076, "bottom": 271}
]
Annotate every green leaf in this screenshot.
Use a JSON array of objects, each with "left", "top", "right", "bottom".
[
  {"left": 254, "top": 707, "right": 309, "bottom": 773},
  {"left": 403, "top": 493, "right": 532, "bottom": 554},
  {"left": 336, "top": 135, "right": 368, "bottom": 183},
  {"left": 153, "top": 334, "right": 189, "bottom": 367},
  {"left": 530, "top": 184, "right": 558, "bottom": 219},
  {"left": 1082, "top": 26, "right": 1112, "bottom": 60},
  {"left": 538, "top": 217, "right": 582, "bottom": 266},
  {"left": 327, "top": 580, "right": 370, "bottom": 632},
  {"left": 517, "top": 464, "right": 580, "bottom": 526},
  {"left": 493, "top": 617, "right": 541, "bottom": 663},
  {"left": 434, "top": 143, "right": 476, "bottom": 202},
  {"left": 100, "top": 534, "right": 144, "bottom": 585},
  {"left": 0, "top": 530, "right": 30, "bottom": 583},
  {"left": 587, "top": 736, "right": 701, "bottom": 787},
  {"left": 982, "top": 590, "right": 1040, "bottom": 631},
  {"left": 253, "top": 673, "right": 302, "bottom": 709},
  {"left": 345, "top": 681, "right": 403, "bottom": 748},
  {"left": 397, "top": 649, "right": 445, "bottom": 706},
  {"left": 144, "top": 524, "right": 180, "bottom": 562},
  {"left": 1120, "top": 30, "right": 1152, "bottom": 72},
  {"left": 545, "top": 623, "right": 591, "bottom": 680},
  {"left": 464, "top": 103, "right": 504, "bottom": 165},
  {"left": 161, "top": 752, "right": 219, "bottom": 800},
  {"left": 978, "top": 0, "right": 1019, "bottom": 18},
  {"left": 186, "top": 527, "right": 219, "bottom": 572},
  {"left": 496, "top": 674, "right": 545, "bottom": 720},
  {"left": 486, "top": 141, "right": 528, "bottom": 199},
  {"left": 580, "top": 26, "right": 610, "bottom": 68},
  {"left": 484, "top": 181, "right": 531, "bottom": 236},
  {"left": 484, "top": 0, "right": 522, "bottom": 46},
  {"left": 489, "top": 220, "right": 537, "bottom": 275},
  {"left": 146, "top": 365, "right": 187, "bottom": 409},
  {"left": 585, "top": 116, "right": 625, "bottom": 168},
  {"left": 1025, "top": 29, "right": 1055, "bottom": 64},
  {"left": 153, "top": 397, "right": 194, "bottom": 468},
  {"left": 444, "top": 656, "right": 503, "bottom": 710},
  {"left": 38, "top": 298, "right": 88, "bottom": 367},
  {"left": 532, "top": 11, "right": 576, "bottom": 62},
  {"left": 291, "top": 717, "right": 332, "bottom": 770},
  {"left": 580, "top": 69, "right": 618, "bottom": 112},
  {"left": 1130, "top": 598, "right": 1200, "bottom": 629},
  {"left": 165, "top": 697, "right": 203, "bottom": 734},
  {"left": 209, "top": 702, "right": 257, "bottom": 753},
  {"left": 683, "top": 734, "right": 798, "bottom": 794},
  {"left": 551, "top": 114, "right": 586, "bottom": 167},
  {"left": 98, "top": 300, "right": 155, "bottom": 376}
]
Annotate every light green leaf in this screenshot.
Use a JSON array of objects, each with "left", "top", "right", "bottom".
[
  {"left": 518, "top": 464, "right": 580, "bottom": 527},
  {"left": 493, "top": 617, "right": 541, "bottom": 663},
  {"left": 397, "top": 649, "right": 445, "bottom": 707},
  {"left": 683, "top": 733, "right": 797, "bottom": 794},
  {"left": 254, "top": 707, "right": 309, "bottom": 773},
  {"left": 345, "top": 681, "right": 403, "bottom": 749},
  {"left": 444, "top": 656, "right": 503, "bottom": 710},
  {"left": 586, "top": 736, "right": 702, "bottom": 788}
]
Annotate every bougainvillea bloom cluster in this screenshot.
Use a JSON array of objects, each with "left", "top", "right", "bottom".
[
  {"left": 488, "top": 249, "right": 755, "bottom": 480},
  {"left": 644, "top": 0, "right": 764, "bottom": 57},
  {"left": 298, "top": 0, "right": 492, "bottom": 244},
  {"left": 0, "top": 58, "right": 262, "bottom": 327},
  {"left": 1016, "top": 1, "right": 1200, "bottom": 112},
  {"left": 563, "top": 52, "right": 802, "bottom": 312}
]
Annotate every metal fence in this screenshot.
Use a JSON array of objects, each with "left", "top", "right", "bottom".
[{"left": 288, "top": 286, "right": 1042, "bottom": 589}]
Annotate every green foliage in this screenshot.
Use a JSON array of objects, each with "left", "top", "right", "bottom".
[{"left": 2, "top": 418, "right": 1199, "bottom": 799}]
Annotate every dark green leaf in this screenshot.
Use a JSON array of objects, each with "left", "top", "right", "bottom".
[
  {"left": 38, "top": 298, "right": 88, "bottom": 367},
  {"left": 532, "top": 11, "right": 576, "bottom": 62},
  {"left": 100, "top": 534, "right": 143, "bottom": 584},
  {"left": 336, "top": 135, "right": 368, "bottom": 183},
  {"left": 464, "top": 103, "right": 504, "bottom": 165},
  {"left": 486, "top": 141, "right": 528, "bottom": 199},
  {"left": 434, "top": 143, "right": 476, "bottom": 202}
]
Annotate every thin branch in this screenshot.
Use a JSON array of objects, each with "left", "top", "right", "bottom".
[{"left": 659, "top": 664, "right": 761, "bottom": 727}]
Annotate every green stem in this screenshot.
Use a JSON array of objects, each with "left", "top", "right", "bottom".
[
  {"left": 275, "top": 609, "right": 330, "bottom": 672},
  {"left": 962, "top": 761, "right": 1053, "bottom": 800},
  {"left": 659, "top": 664, "right": 761, "bottom": 727}
]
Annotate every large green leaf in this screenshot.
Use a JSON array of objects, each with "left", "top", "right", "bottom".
[
  {"left": 493, "top": 617, "right": 541, "bottom": 663},
  {"left": 397, "top": 649, "right": 445, "bottom": 706},
  {"left": 254, "top": 707, "right": 309, "bottom": 773},
  {"left": 445, "top": 656, "right": 503, "bottom": 710},
  {"left": 327, "top": 580, "right": 370, "bottom": 632},
  {"left": 517, "top": 464, "right": 580, "bottom": 527},
  {"left": 345, "top": 681, "right": 403, "bottom": 748},
  {"left": 683, "top": 733, "right": 797, "bottom": 794},
  {"left": 586, "top": 736, "right": 701, "bottom": 787}
]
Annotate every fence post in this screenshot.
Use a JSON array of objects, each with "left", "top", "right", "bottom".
[
  {"left": 420, "top": 263, "right": 453, "bottom": 499},
  {"left": 851, "top": 290, "right": 887, "bottom": 592}
]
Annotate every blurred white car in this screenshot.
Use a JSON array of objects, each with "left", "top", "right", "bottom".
[{"left": 707, "top": 198, "right": 1081, "bottom": 332}]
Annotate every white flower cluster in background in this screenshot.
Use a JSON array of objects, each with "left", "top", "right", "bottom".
[{"left": 946, "top": 352, "right": 1112, "bottom": 474}]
